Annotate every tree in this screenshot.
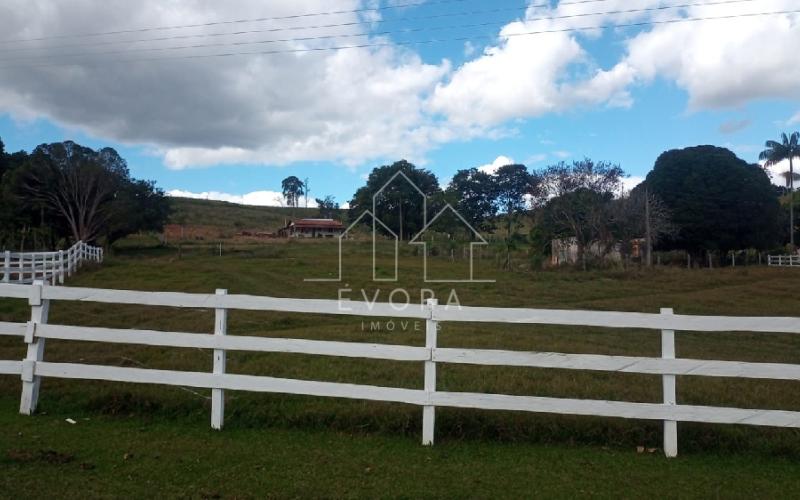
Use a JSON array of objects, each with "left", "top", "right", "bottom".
[
  {"left": 105, "top": 179, "right": 171, "bottom": 246},
  {"left": 18, "top": 142, "right": 130, "bottom": 243},
  {"left": 0, "top": 137, "right": 6, "bottom": 181},
  {"left": 759, "top": 131, "right": 799, "bottom": 247},
  {"left": 349, "top": 160, "right": 440, "bottom": 240},
  {"left": 445, "top": 168, "right": 498, "bottom": 232},
  {"left": 647, "top": 146, "right": 782, "bottom": 257},
  {"left": 281, "top": 176, "right": 305, "bottom": 210},
  {"left": 611, "top": 188, "right": 676, "bottom": 266},
  {"left": 539, "top": 159, "right": 624, "bottom": 270},
  {"left": 315, "top": 195, "right": 338, "bottom": 219},
  {"left": 494, "top": 164, "right": 536, "bottom": 269},
  {"left": 8, "top": 141, "right": 169, "bottom": 247}
]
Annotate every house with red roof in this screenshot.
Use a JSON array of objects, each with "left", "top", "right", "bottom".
[{"left": 278, "top": 218, "right": 345, "bottom": 238}]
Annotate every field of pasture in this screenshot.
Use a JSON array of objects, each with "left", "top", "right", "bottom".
[{"left": 1, "top": 238, "right": 800, "bottom": 497}]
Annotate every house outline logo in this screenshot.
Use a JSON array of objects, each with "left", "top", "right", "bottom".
[
  {"left": 305, "top": 171, "right": 495, "bottom": 283},
  {"left": 409, "top": 203, "right": 494, "bottom": 283}
]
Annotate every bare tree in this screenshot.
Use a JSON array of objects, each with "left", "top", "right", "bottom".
[
  {"left": 611, "top": 189, "right": 676, "bottom": 266},
  {"left": 539, "top": 159, "right": 624, "bottom": 270},
  {"left": 20, "top": 142, "right": 128, "bottom": 243}
]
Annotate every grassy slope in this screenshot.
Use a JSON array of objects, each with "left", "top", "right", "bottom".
[
  {"left": 2, "top": 240, "right": 800, "bottom": 497},
  {"left": 168, "top": 197, "right": 337, "bottom": 229}
]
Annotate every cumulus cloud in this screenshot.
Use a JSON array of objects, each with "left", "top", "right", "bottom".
[
  {"left": 477, "top": 155, "right": 515, "bottom": 175},
  {"left": 622, "top": 175, "right": 645, "bottom": 193},
  {"left": 614, "top": 1, "right": 800, "bottom": 110},
  {"left": 762, "top": 160, "right": 799, "bottom": 188},
  {"left": 167, "top": 189, "right": 319, "bottom": 207},
  {"left": 1, "top": 0, "right": 799, "bottom": 170},
  {"left": 0, "top": 0, "right": 449, "bottom": 169}
]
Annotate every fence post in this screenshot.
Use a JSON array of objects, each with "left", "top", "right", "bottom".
[
  {"left": 2, "top": 250, "right": 9, "bottom": 283},
  {"left": 661, "top": 307, "right": 678, "bottom": 457},
  {"left": 422, "top": 298, "right": 438, "bottom": 445},
  {"left": 20, "top": 281, "right": 50, "bottom": 415},
  {"left": 211, "top": 288, "right": 228, "bottom": 430},
  {"left": 58, "top": 250, "right": 65, "bottom": 284}
]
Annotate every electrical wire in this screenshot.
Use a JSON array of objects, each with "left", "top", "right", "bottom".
[
  {"left": 0, "top": 0, "right": 611, "bottom": 44},
  {"left": 1, "top": 7, "right": 797, "bottom": 69},
  {"left": 0, "top": 0, "right": 761, "bottom": 63}
]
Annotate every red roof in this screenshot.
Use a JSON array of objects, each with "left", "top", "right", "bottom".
[{"left": 292, "top": 218, "right": 344, "bottom": 229}]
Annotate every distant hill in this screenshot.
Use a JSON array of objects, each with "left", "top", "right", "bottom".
[{"left": 168, "top": 197, "right": 344, "bottom": 231}]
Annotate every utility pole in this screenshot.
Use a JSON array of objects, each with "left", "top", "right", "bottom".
[
  {"left": 645, "top": 188, "right": 652, "bottom": 268},
  {"left": 304, "top": 177, "right": 309, "bottom": 209}
]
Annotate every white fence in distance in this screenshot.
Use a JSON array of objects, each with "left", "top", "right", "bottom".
[
  {"left": 1, "top": 282, "right": 800, "bottom": 457},
  {"left": 768, "top": 255, "right": 800, "bottom": 267},
  {"left": 2, "top": 241, "right": 103, "bottom": 285}
]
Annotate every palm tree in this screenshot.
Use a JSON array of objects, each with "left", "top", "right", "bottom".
[{"left": 760, "top": 132, "right": 799, "bottom": 247}]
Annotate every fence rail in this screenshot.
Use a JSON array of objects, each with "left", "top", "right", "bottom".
[
  {"left": 0, "top": 282, "right": 799, "bottom": 457},
  {"left": 1, "top": 241, "right": 103, "bottom": 284},
  {"left": 768, "top": 254, "right": 800, "bottom": 267}
]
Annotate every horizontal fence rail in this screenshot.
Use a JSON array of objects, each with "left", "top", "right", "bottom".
[
  {"left": 0, "top": 282, "right": 799, "bottom": 457},
  {"left": 768, "top": 254, "right": 800, "bottom": 267},
  {"left": 2, "top": 241, "right": 103, "bottom": 285}
]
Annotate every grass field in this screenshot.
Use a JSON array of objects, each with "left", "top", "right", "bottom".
[{"left": 2, "top": 238, "right": 800, "bottom": 497}]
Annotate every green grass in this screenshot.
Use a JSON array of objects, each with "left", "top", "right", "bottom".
[
  {"left": 3, "top": 402, "right": 800, "bottom": 499},
  {"left": 168, "top": 196, "right": 335, "bottom": 229},
  {"left": 2, "top": 240, "right": 800, "bottom": 497}
]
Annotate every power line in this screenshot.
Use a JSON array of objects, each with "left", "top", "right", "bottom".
[
  {"left": 0, "top": 0, "right": 615, "bottom": 52},
  {"left": 0, "top": 0, "right": 610, "bottom": 45},
  {"left": 1, "top": 8, "right": 796, "bottom": 69},
  {"left": 0, "top": 0, "right": 761, "bottom": 63}
]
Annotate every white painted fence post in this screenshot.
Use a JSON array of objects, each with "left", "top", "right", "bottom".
[
  {"left": 2, "top": 250, "right": 9, "bottom": 283},
  {"left": 661, "top": 307, "right": 678, "bottom": 458},
  {"left": 422, "top": 298, "right": 438, "bottom": 445},
  {"left": 211, "top": 288, "right": 228, "bottom": 430},
  {"left": 58, "top": 250, "right": 65, "bottom": 284},
  {"left": 20, "top": 281, "right": 50, "bottom": 415}
]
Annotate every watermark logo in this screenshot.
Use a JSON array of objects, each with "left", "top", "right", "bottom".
[{"left": 305, "top": 170, "right": 495, "bottom": 283}]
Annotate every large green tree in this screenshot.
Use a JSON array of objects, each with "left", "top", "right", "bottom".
[
  {"left": 445, "top": 167, "right": 498, "bottom": 232},
  {"left": 646, "top": 145, "right": 782, "bottom": 255},
  {"left": 349, "top": 160, "right": 440, "bottom": 240},
  {"left": 281, "top": 176, "right": 305, "bottom": 210},
  {"left": 759, "top": 131, "right": 799, "bottom": 247},
  {"left": 3, "top": 140, "right": 169, "bottom": 248}
]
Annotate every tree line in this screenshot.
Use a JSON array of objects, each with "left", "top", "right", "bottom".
[
  {"left": 346, "top": 142, "right": 797, "bottom": 269},
  {"left": 0, "top": 139, "right": 170, "bottom": 251}
]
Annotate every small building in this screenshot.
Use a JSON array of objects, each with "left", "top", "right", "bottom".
[
  {"left": 279, "top": 218, "right": 345, "bottom": 238},
  {"left": 550, "top": 237, "right": 645, "bottom": 266}
]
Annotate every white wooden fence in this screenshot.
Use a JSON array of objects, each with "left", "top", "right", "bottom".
[
  {"left": 768, "top": 254, "right": 800, "bottom": 267},
  {"left": 1, "top": 241, "right": 103, "bottom": 285},
  {"left": 1, "top": 282, "right": 799, "bottom": 457}
]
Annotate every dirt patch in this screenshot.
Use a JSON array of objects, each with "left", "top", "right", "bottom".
[{"left": 7, "top": 448, "right": 75, "bottom": 464}]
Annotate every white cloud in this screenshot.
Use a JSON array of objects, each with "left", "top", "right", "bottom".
[
  {"left": 615, "top": 1, "right": 800, "bottom": 110},
  {"left": 477, "top": 155, "right": 515, "bottom": 175},
  {"left": 622, "top": 175, "right": 645, "bottom": 193},
  {"left": 167, "top": 189, "right": 318, "bottom": 208},
  {"left": 0, "top": 0, "right": 450, "bottom": 169},
  {"left": 789, "top": 111, "right": 800, "bottom": 126},
  {"left": 1, "top": 0, "right": 799, "bottom": 171},
  {"left": 762, "top": 160, "right": 799, "bottom": 187}
]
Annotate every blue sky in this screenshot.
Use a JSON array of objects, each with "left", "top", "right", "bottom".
[{"left": 1, "top": 0, "right": 798, "bottom": 207}]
